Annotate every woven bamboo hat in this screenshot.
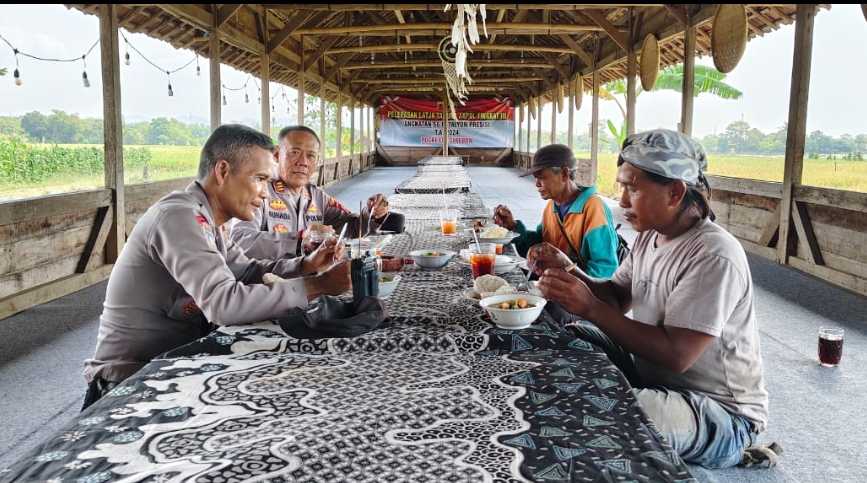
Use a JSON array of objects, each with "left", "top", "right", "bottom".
[
  {"left": 573, "top": 74, "right": 583, "bottom": 111},
  {"left": 556, "top": 82, "right": 565, "bottom": 113},
  {"left": 639, "top": 34, "right": 660, "bottom": 92},
  {"left": 711, "top": 4, "right": 748, "bottom": 73}
]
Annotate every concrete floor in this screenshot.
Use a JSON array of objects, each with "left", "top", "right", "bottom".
[{"left": 2, "top": 165, "right": 866, "bottom": 482}]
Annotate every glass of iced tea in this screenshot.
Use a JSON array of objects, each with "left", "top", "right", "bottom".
[
  {"left": 302, "top": 229, "right": 330, "bottom": 256},
  {"left": 818, "top": 326, "right": 844, "bottom": 367},
  {"left": 439, "top": 209, "right": 458, "bottom": 235},
  {"left": 469, "top": 242, "right": 496, "bottom": 278}
]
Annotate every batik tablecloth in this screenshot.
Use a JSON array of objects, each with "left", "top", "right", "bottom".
[{"left": 0, "top": 163, "right": 697, "bottom": 483}]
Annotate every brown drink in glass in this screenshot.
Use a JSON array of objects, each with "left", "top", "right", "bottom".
[{"left": 818, "top": 326, "right": 844, "bottom": 367}]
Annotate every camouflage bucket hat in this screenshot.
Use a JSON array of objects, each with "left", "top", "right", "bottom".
[{"left": 618, "top": 129, "right": 708, "bottom": 186}]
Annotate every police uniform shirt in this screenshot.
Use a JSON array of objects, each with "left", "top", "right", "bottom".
[
  {"left": 230, "top": 180, "right": 383, "bottom": 260},
  {"left": 84, "top": 181, "right": 309, "bottom": 385}
]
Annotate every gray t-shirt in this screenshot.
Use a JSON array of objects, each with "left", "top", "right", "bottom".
[{"left": 611, "top": 218, "right": 769, "bottom": 431}]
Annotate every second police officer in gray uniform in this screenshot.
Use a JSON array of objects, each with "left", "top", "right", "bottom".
[{"left": 230, "top": 125, "right": 390, "bottom": 259}]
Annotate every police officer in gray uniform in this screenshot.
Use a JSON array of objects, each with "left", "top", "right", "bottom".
[
  {"left": 230, "top": 125, "right": 390, "bottom": 260},
  {"left": 82, "top": 124, "right": 352, "bottom": 410}
]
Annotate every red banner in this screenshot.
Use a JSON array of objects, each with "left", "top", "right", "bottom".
[{"left": 378, "top": 96, "right": 515, "bottom": 148}]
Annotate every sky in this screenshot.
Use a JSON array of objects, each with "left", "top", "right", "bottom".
[{"left": 1, "top": 4, "right": 866, "bottom": 138}]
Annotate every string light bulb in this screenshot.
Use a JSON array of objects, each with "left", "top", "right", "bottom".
[
  {"left": 166, "top": 71, "right": 173, "bottom": 97},
  {"left": 222, "top": 94, "right": 227, "bottom": 106},
  {"left": 124, "top": 38, "right": 131, "bottom": 65},
  {"left": 81, "top": 56, "right": 90, "bottom": 88},
  {"left": 13, "top": 49, "right": 22, "bottom": 86},
  {"left": 195, "top": 55, "right": 200, "bottom": 76},
  {"left": 125, "top": 52, "right": 130, "bottom": 65}
]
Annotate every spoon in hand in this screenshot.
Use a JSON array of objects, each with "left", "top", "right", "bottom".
[{"left": 516, "top": 259, "right": 537, "bottom": 292}]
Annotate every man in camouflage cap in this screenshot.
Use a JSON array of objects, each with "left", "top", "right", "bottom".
[{"left": 528, "top": 129, "right": 776, "bottom": 469}]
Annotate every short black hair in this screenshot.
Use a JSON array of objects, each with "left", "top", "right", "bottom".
[
  {"left": 198, "top": 124, "right": 275, "bottom": 180},
  {"left": 277, "top": 125, "right": 321, "bottom": 146}
]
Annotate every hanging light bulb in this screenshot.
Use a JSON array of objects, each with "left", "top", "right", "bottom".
[
  {"left": 166, "top": 71, "right": 173, "bottom": 97},
  {"left": 370, "top": 52, "right": 375, "bottom": 65},
  {"left": 222, "top": 94, "right": 227, "bottom": 106},
  {"left": 81, "top": 56, "right": 90, "bottom": 88},
  {"left": 245, "top": 92, "right": 249, "bottom": 103},
  {"left": 13, "top": 50, "right": 22, "bottom": 86},
  {"left": 124, "top": 39, "right": 131, "bottom": 65},
  {"left": 125, "top": 52, "right": 131, "bottom": 66},
  {"left": 195, "top": 55, "right": 201, "bottom": 76}
]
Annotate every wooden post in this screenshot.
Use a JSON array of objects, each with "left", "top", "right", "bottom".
[
  {"left": 318, "top": 95, "right": 326, "bottom": 185},
  {"left": 567, "top": 82, "right": 575, "bottom": 150},
  {"left": 680, "top": 7, "right": 696, "bottom": 136},
  {"left": 260, "top": 57, "right": 271, "bottom": 136},
  {"left": 209, "top": 22, "right": 221, "bottom": 131},
  {"left": 550, "top": 101, "right": 557, "bottom": 144},
  {"left": 590, "top": 35, "right": 600, "bottom": 184},
  {"left": 98, "top": 4, "right": 125, "bottom": 262},
  {"left": 778, "top": 4, "right": 816, "bottom": 264},
  {"left": 297, "top": 35, "right": 306, "bottom": 125},
  {"left": 626, "top": 9, "right": 636, "bottom": 137}
]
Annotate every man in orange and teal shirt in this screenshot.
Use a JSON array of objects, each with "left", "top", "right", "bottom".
[{"left": 493, "top": 144, "right": 619, "bottom": 279}]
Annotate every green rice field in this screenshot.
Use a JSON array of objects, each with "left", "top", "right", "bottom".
[
  {"left": 1, "top": 145, "right": 866, "bottom": 200},
  {"left": 590, "top": 152, "right": 867, "bottom": 197}
]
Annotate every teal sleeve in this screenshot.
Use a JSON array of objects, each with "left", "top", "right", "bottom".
[
  {"left": 581, "top": 224, "right": 619, "bottom": 278},
  {"left": 510, "top": 220, "right": 543, "bottom": 258}
]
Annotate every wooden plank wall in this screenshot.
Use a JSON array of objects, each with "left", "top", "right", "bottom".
[
  {"left": 709, "top": 174, "right": 867, "bottom": 297},
  {"left": 0, "top": 154, "right": 372, "bottom": 321},
  {"left": 4, "top": 161, "right": 866, "bottom": 321}
]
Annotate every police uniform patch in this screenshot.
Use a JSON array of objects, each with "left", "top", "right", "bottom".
[
  {"left": 273, "top": 224, "right": 289, "bottom": 233},
  {"left": 197, "top": 214, "right": 217, "bottom": 249},
  {"left": 183, "top": 300, "right": 200, "bottom": 316},
  {"left": 327, "top": 198, "right": 351, "bottom": 214},
  {"left": 274, "top": 180, "right": 286, "bottom": 193},
  {"left": 269, "top": 198, "right": 287, "bottom": 211}
]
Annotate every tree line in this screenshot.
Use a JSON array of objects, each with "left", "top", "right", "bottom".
[{"left": 0, "top": 110, "right": 865, "bottom": 160}]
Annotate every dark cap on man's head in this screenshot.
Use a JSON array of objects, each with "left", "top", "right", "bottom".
[{"left": 519, "top": 144, "right": 576, "bottom": 177}]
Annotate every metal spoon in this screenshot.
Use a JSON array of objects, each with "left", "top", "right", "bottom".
[{"left": 516, "top": 260, "right": 537, "bottom": 292}]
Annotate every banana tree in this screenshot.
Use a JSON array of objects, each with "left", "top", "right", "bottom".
[{"left": 600, "top": 64, "right": 743, "bottom": 146}]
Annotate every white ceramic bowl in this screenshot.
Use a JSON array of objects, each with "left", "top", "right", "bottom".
[
  {"left": 493, "top": 255, "right": 518, "bottom": 274},
  {"left": 479, "top": 294, "right": 547, "bottom": 329},
  {"left": 377, "top": 272, "right": 402, "bottom": 298},
  {"left": 410, "top": 249, "right": 455, "bottom": 270}
]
